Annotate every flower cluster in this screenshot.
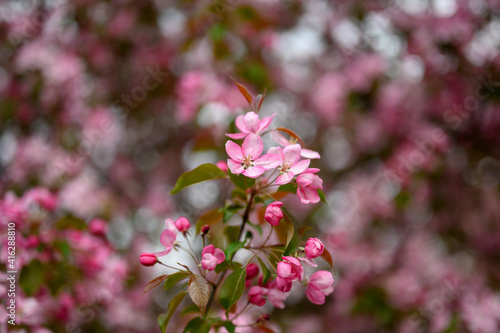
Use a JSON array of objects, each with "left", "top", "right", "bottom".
[{"left": 139, "top": 89, "right": 334, "bottom": 332}]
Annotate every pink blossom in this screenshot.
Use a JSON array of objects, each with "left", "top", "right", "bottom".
[
  {"left": 270, "top": 131, "right": 321, "bottom": 159},
  {"left": 246, "top": 263, "right": 259, "bottom": 279},
  {"left": 268, "top": 145, "right": 310, "bottom": 185},
  {"left": 247, "top": 286, "right": 267, "bottom": 306},
  {"left": 216, "top": 161, "right": 228, "bottom": 173},
  {"left": 296, "top": 168, "right": 324, "bottom": 204},
  {"left": 174, "top": 216, "right": 191, "bottom": 232},
  {"left": 226, "top": 111, "right": 276, "bottom": 139},
  {"left": 304, "top": 238, "right": 324, "bottom": 259},
  {"left": 267, "top": 288, "right": 287, "bottom": 309},
  {"left": 306, "top": 271, "right": 334, "bottom": 305},
  {"left": 265, "top": 201, "right": 284, "bottom": 225},
  {"left": 226, "top": 133, "right": 281, "bottom": 178},
  {"left": 88, "top": 218, "right": 107, "bottom": 236},
  {"left": 201, "top": 245, "right": 225, "bottom": 271},
  {"left": 139, "top": 253, "right": 157, "bottom": 267},
  {"left": 154, "top": 218, "right": 178, "bottom": 257},
  {"left": 276, "top": 256, "right": 304, "bottom": 292}
]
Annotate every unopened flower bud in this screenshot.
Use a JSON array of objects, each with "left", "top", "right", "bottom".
[
  {"left": 201, "top": 225, "right": 210, "bottom": 235},
  {"left": 140, "top": 253, "right": 157, "bottom": 267},
  {"left": 246, "top": 263, "right": 259, "bottom": 279},
  {"left": 304, "top": 238, "right": 324, "bottom": 259},
  {"left": 174, "top": 216, "right": 191, "bottom": 232}
]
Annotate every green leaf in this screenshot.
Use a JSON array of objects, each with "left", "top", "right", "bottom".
[
  {"left": 228, "top": 169, "right": 255, "bottom": 190},
  {"left": 223, "top": 321, "right": 236, "bottom": 333},
  {"left": 283, "top": 233, "right": 301, "bottom": 256},
  {"left": 257, "top": 256, "right": 271, "bottom": 285},
  {"left": 158, "top": 291, "right": 187, "bottom": 333},
  {"left": 183, "top": 317, "right": 212, "bottom": 333},
  {"left": 180, "top": 304, "right": 201, "bottom": 316},
  {"left": 223, "top": 203, "right": 244, "bottom": 223},
  {"left": 246, "top": 221, "right": 262, "bottom": 235},
  {"left": 55, "top": 215, "right": 86, "bottom": 230},
  {"left": 171, "top": 163, "right": 227, "bottom": 194},
  {"left": 20, "top": 260, "right": 44, "bottom": 296},
  {"left": 195, "top": 209, "right": 223, "bottom": 234},
  {"left": 214, "top": 261, "right": 242, "bottom": 274},
  {"left": 224, "top": 225, "right": 240, "bottom": 243},
  {"left": 224, "top": 241, "right": 246, "bottom": 261},
  {"left": 277, "top": 183, "right": 297, "bottom": 193},
  {"left": 317, "top": 189, "right": 328, "bottom": 205},
  {"left": 164, "top": 271, "right": 192, "bottom": 290},
  {"left": 219, "top": 267, "right": 247, "bottom": 310}
]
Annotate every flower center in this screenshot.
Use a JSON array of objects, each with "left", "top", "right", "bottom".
[
  {"left": 280, "top": 161, "right": 291, "bottom": 173},
  {"left": 241, "top": 154, "right": 254, "bottom": 169}
]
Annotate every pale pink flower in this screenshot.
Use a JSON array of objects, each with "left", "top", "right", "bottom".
[
  {"left": 139, "top": 253, "right": 157, "bottom": 267},
  {"left": 306, "top": 271, "right": 334, "bottom": 305},
  {"left": 267, "top": 288, "right": 287, "bottom": 309},
  {"left": 296, "top": 168, "right": 324, "bottom": 204},
  {"left": 226, "top": 111, "right": 276, "bottom": 139},
  {"left": 276, "top": 256, "right": 304, "bottom": 292},
  {"left": 264, "top": 201, "right": 284, "bottom": 225},
  {"left": 247, "top": 286, "right": 267, "bottom": 306},
  {"left": 226, "top": 133, "right": 281, "bottom": 178},
  {"left": 268, "top": 144, "right": 310, "bottom": 185},
  {"left": 304, "top": 238, "right": 324, "bottom": 259},
  {"left": 270, "top": 131, "right": 321, "bottom": 159},
  {"left": 174, "top": 216, "right": 191, "bottom": 232},
  {"left": 201, "top": 245, "right": 225, "bottom": 271},
  {"left": 154, "top": 218, "right": 178, "bottom": 257}
]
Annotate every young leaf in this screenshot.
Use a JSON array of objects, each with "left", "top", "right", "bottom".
[
  {"left": 188, "top": 275, "right": 211, "bottom": 315},
  {"left": 229, "top": 76, "right": 253, "bottom": 108},
  {"left": 195, "top": 209, "right": 223, "bottom": 234},
  {"left": 274, "top": 212, "right": 294, "bottom": 248},
  {"left": 19, "top": 260, "right": 44, "bottom": 296},
  {"left": 273, "top": 128, "right": 305, "bottom": 146},
  {"left": 222, "top": 321, "right": 236, "bottom": 333},
  {"left": 252, "top": 88, "right": 266, "bottom": 112},
  {"left": 164, "top": 271, "right": 192, "bottom": 291},
  {"left": 219, "top": 267, "right": 247, "bottom": 310},
  {"left": 142, "top": 274, "right": 169, "bottom": 297},
  {"left": 180, "top": 304, "right": 201, "bottom": 316},
  {"left": 260, "top": 326, "right": 277, "bottom": 333},
  {"left": 224, "top": 225, "right": 241, "bottom": 243},
  {"left": 223, "top": 203, "right": 244, "bottom": 223},
  {"left": 257, "top": 256, "right": 271, "bottom": 285},
  {"left": 158, "top": 291, "right": 187, "bottom": 333},
  {"left": 317, "top": 189, "right": 328, "bottom": 205},
  {"left": 171, "top": 163, "right": 227, "bottom": 194},
  {"left": 224, "top": 241, "right": 246, "bottom": 261},
  {"left": 228, "top": 169, "right": 255, "bottom": 190},
  {"left": 321, "top": 247, "right": 335, "bottom": 274},
  {"left": 277, "top": 182, "right": 297, "bottom": 194},
  {"left": 183, "top": 317, "right": 212, "bottom": 333}
]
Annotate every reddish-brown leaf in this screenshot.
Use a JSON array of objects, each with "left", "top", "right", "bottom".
[
  {"left": 142, "top": 274, "right": 169, "bottom": 297},
  {"left": 321, "top": 247, "right": 335, "bottom": 274},
  {"left": 229, "top": 76, "right": 253, "bottom": 108},
  {"left": 274, "top": 128, "right": 305, "bottom": 147}
]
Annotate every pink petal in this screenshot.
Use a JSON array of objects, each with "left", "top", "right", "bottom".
[
  {"left": 227, "top": 159, "right": 245, "bottom": 174},
  {"left": 235, "top": 114, "right": 250, "bottom": 133},
  {"left": 213, "top": 248, "right": 226, "bottom": 264},
  {"left": 297, "top": 187, "right": 320, "bottom": 204},
  {"left": 226, "top": 140, "right": 244, "bottom": 162},
  {"left": 309, "top": 271, "right": 334, "bottom": 289},
  {"left": 201, "top": 254, "right": 217, "bottom": 271},
  {"left": 154, "top": 247, "right": 173, "bottom": 257},
  {"left": 243, "top": 166, "right": 266, "bottom": 178},
  {"left": 254, "top": 153, "right": 282, "bottom": 170},
  {"left": 202, "top": 244, "right": 214, "bottom": 256},
  {"left": 296, "top": 173, "right": 315, "bottom": 187},
  {"left": 242, "top": 133, "right": 263, "bottom": 159},
  {"left": 283, "top": 256, "right": 301, "bottom": 267},
  {"left": 306, "top": 285, "right": 326, "bottom": 305},
  {"left": 297, "top": 256, "right": 318, "bottom": 268},
  {"left": 289, "top": 159, "right": 310, "bottom": 175},
  {"left": 310, "top": 176, "right": 323, "bottom": 189},
  {"left": 305, "top": 168, "right": 320, "bottom": 174},
  {"left": 243, "top": 112, "right": 260, "bottom": 133},
  {"left": 226, "top": 132, "right": 248, "bottom": 139},
  {"left": 160, "top": 229, "right": 177, "bottom": 248},
  {"left": 283, "top": 144, "right": 301, "bottom": 164},
  {"left": 277, "top": 262, "right": 292, "bottom": 279},
  {"left": 257, "top": 113, "right": 276, "bottom": 133},
  {"left": 301, "top": 148, "right": 321, "bottom": 159},
  {"left": 276, "top": 172, "right": 294, "bottom": 185},
  {"left": 267, "top": 146, "right": 283, "bottom": 159},
  {"left": 271, "top": 131, "right": 290, "bottom": 146}
]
